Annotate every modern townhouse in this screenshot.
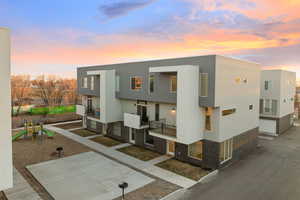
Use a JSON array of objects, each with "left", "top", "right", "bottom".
[
  {"left": 76, "top": 55, "right": 261, "bottom": 169},
  {"left": 0, "top": 28, "right": 13, "bottom": 191},
  {"left": 295, "top": 87, "right": 300, "bottom": 119},
  {"left": 259, "top": 70, "right": 296, "bottom": 136}
]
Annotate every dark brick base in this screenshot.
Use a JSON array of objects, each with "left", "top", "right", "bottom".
[{"left": 86, "top": 119, "right": 102, "bottom": 134}]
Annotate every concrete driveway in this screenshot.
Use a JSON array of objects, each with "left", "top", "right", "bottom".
[
  {"left": 180, "top": 125, "right": 300, "bottom": 200},
  {"left": 27, "top": 152, "right": 154, "bottom": 200}
]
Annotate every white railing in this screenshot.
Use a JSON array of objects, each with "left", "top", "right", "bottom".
[
  {"left": 124, "top": 113, "right": 141, "bottom": 129},
  {"left": 76, "top": 105, "right": 85, "bottom": 116}
]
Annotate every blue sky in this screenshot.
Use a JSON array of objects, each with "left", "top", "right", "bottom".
[{"left": 1, "top": 0, "right": 300, "bottom": 78}]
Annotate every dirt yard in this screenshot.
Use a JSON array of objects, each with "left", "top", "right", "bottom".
[{"left": 54, "top": 121, "right": 82, "bottom": 130}]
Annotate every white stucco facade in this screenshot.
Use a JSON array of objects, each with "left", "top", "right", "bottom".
[
  {"left": 260, "top": 70, "right": 296, "bottom": 118},
  {"left": 0, "top": 28, "right": 13, "bottom": 191}
]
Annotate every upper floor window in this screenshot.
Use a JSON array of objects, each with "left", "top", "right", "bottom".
[
  {"left": 170, "top": 75, "right": 177, "bottom": 93},
  {"left": 82, "top": 77, "right": 88, "bottom": 88},
  {"left": 90, "top": 76, "right": 94, "bottom": 90},
  {"left": 116, "top": 75, "right": 120, "bottom": 92},
  {"left": 200, "top": 73, "right": 208, "bottom": 97},
  {"left": 264, "top": 80, "right": 271, "bottom": 90},
  {"left": 149, "top": 75, "right": 154, "bottom": 93},
  {"left": 131, "top": 76, "right": 142, "bottom": 90}
]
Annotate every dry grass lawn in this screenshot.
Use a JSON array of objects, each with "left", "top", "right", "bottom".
[
  {"left": 156, "top": 159, "right": 210, "bottom": 181},
  {"left": 117, "top": 145, "right": 162, "bottom": 161},
  {"left": 90, "top": 136, "right": 122, "bottom": 147},
  {"left": 71, "top": 129, "right": 97, "bottom": 137},
  {"left": 55, "top": 121, "right": 82, "bottom": 129}
]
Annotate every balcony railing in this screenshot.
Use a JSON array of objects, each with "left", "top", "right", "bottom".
[
  {"left": 149, "top": 119, "right": 177, "bottom": 138},
  {"left": 124, "top": 113, "right": 149, "bottom": 129}
]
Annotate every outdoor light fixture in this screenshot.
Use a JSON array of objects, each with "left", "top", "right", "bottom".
[
  {"left": 171, "top": 108, "right": 176, "bottom": 113},
  {"left": 118, "top": 182, "right": 128, "bottom": 200}
]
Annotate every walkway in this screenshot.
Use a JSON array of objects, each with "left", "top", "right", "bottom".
[
  {"left": 4, "top": 168, "right": 42, "bottom": 200},
  {"left": 45, "top": 125, "right": 196, "bottom": 188}
]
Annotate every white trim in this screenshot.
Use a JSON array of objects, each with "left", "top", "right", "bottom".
[{"left": 129, "top": 128, "right": 135, "bottom": 144}]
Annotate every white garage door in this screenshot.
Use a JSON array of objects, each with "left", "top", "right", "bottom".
[{"left": 259, "top": 119, "right": 277, "bottom": 136}]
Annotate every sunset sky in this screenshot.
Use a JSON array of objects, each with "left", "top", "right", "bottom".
[{"left": 1, "top": 0, "right": 300, "bottom": 79}]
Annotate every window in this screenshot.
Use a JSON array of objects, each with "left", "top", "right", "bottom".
[
  {"left": 170, "top": 76, "right": 177, "bottom": 92},
  {"left": 90, "top": 76, "right": 94, "bottom": 90},
  {"left": 200, "top": 73, "right": 208, "bottom": 97},
  {"left": 264, "top": 80, "right": 271, "bottom": 90},
  {"left": 144, "top": 130, "right": 154, "bottom": 145},
  {"left": 188, "top": 141, "right": 203, "bottom": 160},
  {"left": 222, "top": 108, "right": 236, "bottom": 116},
  {"left": 205, "top": 107, "right": 212, "bottom": 131},
  {"left": 131, "top": 76, "right": 142, "bottom": 90},
  {"left": 116, "top": 75, "right": 120, "bottom": 92},
  {"left": 264, "top": 99, "right": 271, "bottom": 113},
  {"left": 271, "top": 100, "right": 277, "bottom": 115},
  {"left": 259, "top": 99, "right": 264, "bottom": 114},
  {"left": 249, "top": 105, "right": 253, "bottom": 110},
  {"left": 149, "top": 75, "right": 154, "bottom": 93},
  {"left": 113, "top": 122, "right": 122, "bottom": 136},
  {"left": 219, "top": 138, "right": 233, "bottom": 163},
  {"left": 90, "top": 120, "right": 97, "bottom": 130},
  {"left": 82, "top": 77, "right": 88, "bottom": 88}
]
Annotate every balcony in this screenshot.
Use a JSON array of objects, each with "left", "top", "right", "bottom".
[
  {"left": 124, "top": 113, "right": 149, "bottom": 129},
  {"left": 149, "top": 120, "right": 177, "bottom": 138},
  {"left": 87, "top": 108, "right": 100, "bottom": 120}
]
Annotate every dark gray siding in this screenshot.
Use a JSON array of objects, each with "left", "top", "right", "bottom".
[
  {"left": 77, "top": 72, "right": 100, "bottom": 96},
  {"left": 77, "top": 55, "right": 216, "bottom": 105}
]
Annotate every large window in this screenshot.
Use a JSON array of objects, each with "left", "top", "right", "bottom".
[
  {"left": 170, "top": 76, "right": 177, "bottom": 92},
  {"left": 149, "top": 75, "right": 154, "bottom": 93},
  {"left": 82, "top": 77, "right": 88, "bottom": 88},
  {"left": 144, "top": 130, "right": 154, "bottom": 145},
  {"left": 131, "top": 76, "right": 142, "bottom": 90},
  {"left": 116, "top": 75, "right": 120, "bottom": 92},
  {"left": 260, "top": 99, "right": 278, "bottom": 115},
  {"left": 264, "top": 80, "right": 271, "bottom": 90},
  {"left": 90, "top": 120, "right": 97, "bottom": 130},
  {"left": 219, "top": 138, "right": 233, "bottom": 163},
  {"left": 113, "top": 122, "right": 122, "bottom": 137},
  {"left": 205, "top": 107, "right": 212, "bottom": 131},
  {"left": 90, "top": 76, "right": 94, "bottom": 90},
  {"left": 188, "top": 141, "right": 203, "bottom": 160},
  {"left": 200, "top": 73, "right": 208, "bottom": 97}
]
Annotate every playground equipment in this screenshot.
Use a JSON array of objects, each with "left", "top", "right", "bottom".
[{"left": 12, "top": 120, "right": 55, "bottom": 141}]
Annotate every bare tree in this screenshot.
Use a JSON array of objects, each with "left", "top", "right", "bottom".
[
  {"left": 31, "top": 75, "right": 69, "bottom": 108},
  {"left": 11, "top": 75, "right": 32, "bottom": 116}
]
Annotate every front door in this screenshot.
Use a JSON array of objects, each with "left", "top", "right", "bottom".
[
  {"left": 129, "top": 128, "right": 135, "bottom": 144},
  {"left": 167, "top": 140, "right": 175, "bottom": 156},
  {"left": 87, "top": 97, "right": 93, "bottom": 113},
  {"left": 137, "top": 105, "right": 148, "bottom": 124}
]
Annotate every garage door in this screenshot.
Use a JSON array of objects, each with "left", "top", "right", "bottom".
[{"left": 259, "top": 119, "right": 277, "bottom": 136}]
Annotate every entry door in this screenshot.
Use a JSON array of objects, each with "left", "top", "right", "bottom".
[
  {"left": 167, "top": 141, "right": 175, "bottom": 156},
  {"left": 137, "top": 105, "right": 148, "bottom": 124},
  {"left": 87, "top": 98, "right": 93, "bottom": 113},
  {"left": 129, "top": 128, "right": 135, "bottom": 144}
]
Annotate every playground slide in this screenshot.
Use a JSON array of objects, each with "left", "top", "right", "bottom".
[
  {"left": 42, "top": 129, "right": 55, "bottom": 137},
  {"left": 12, "top": 130, "right": 27, "bottom": 141}
]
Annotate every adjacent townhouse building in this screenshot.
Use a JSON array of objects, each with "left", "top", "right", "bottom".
[
  {"left": 76, "top": 55, "right": 261, "bottom": 169},
  {"left": 259, "top": 70, "right": 296, "bottom": 136},
  {"left": 295, "top": 87, "right": 300, "bottom": 119},
  {"left": 0, "top": 28, "right": 13, "bottom": 191}
]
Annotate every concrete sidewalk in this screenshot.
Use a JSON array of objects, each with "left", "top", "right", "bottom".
[
  {"left": 45, "top": 125, "right": 196, "bottom": 188},
  {"left": 4, "top": 168, "right": 42, "bottom": 200}
]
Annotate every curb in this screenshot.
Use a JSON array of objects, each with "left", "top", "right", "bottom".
[
  {"left": 160, "top": 188, "right": 186, "bottom": 200},
  {"left": 198, "top": 169, "right": 219, "bottom": 183}
]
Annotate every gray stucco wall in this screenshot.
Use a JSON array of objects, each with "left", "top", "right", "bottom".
[{"left": 77, "top": 55, "right": 216, "bottom": 105}]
